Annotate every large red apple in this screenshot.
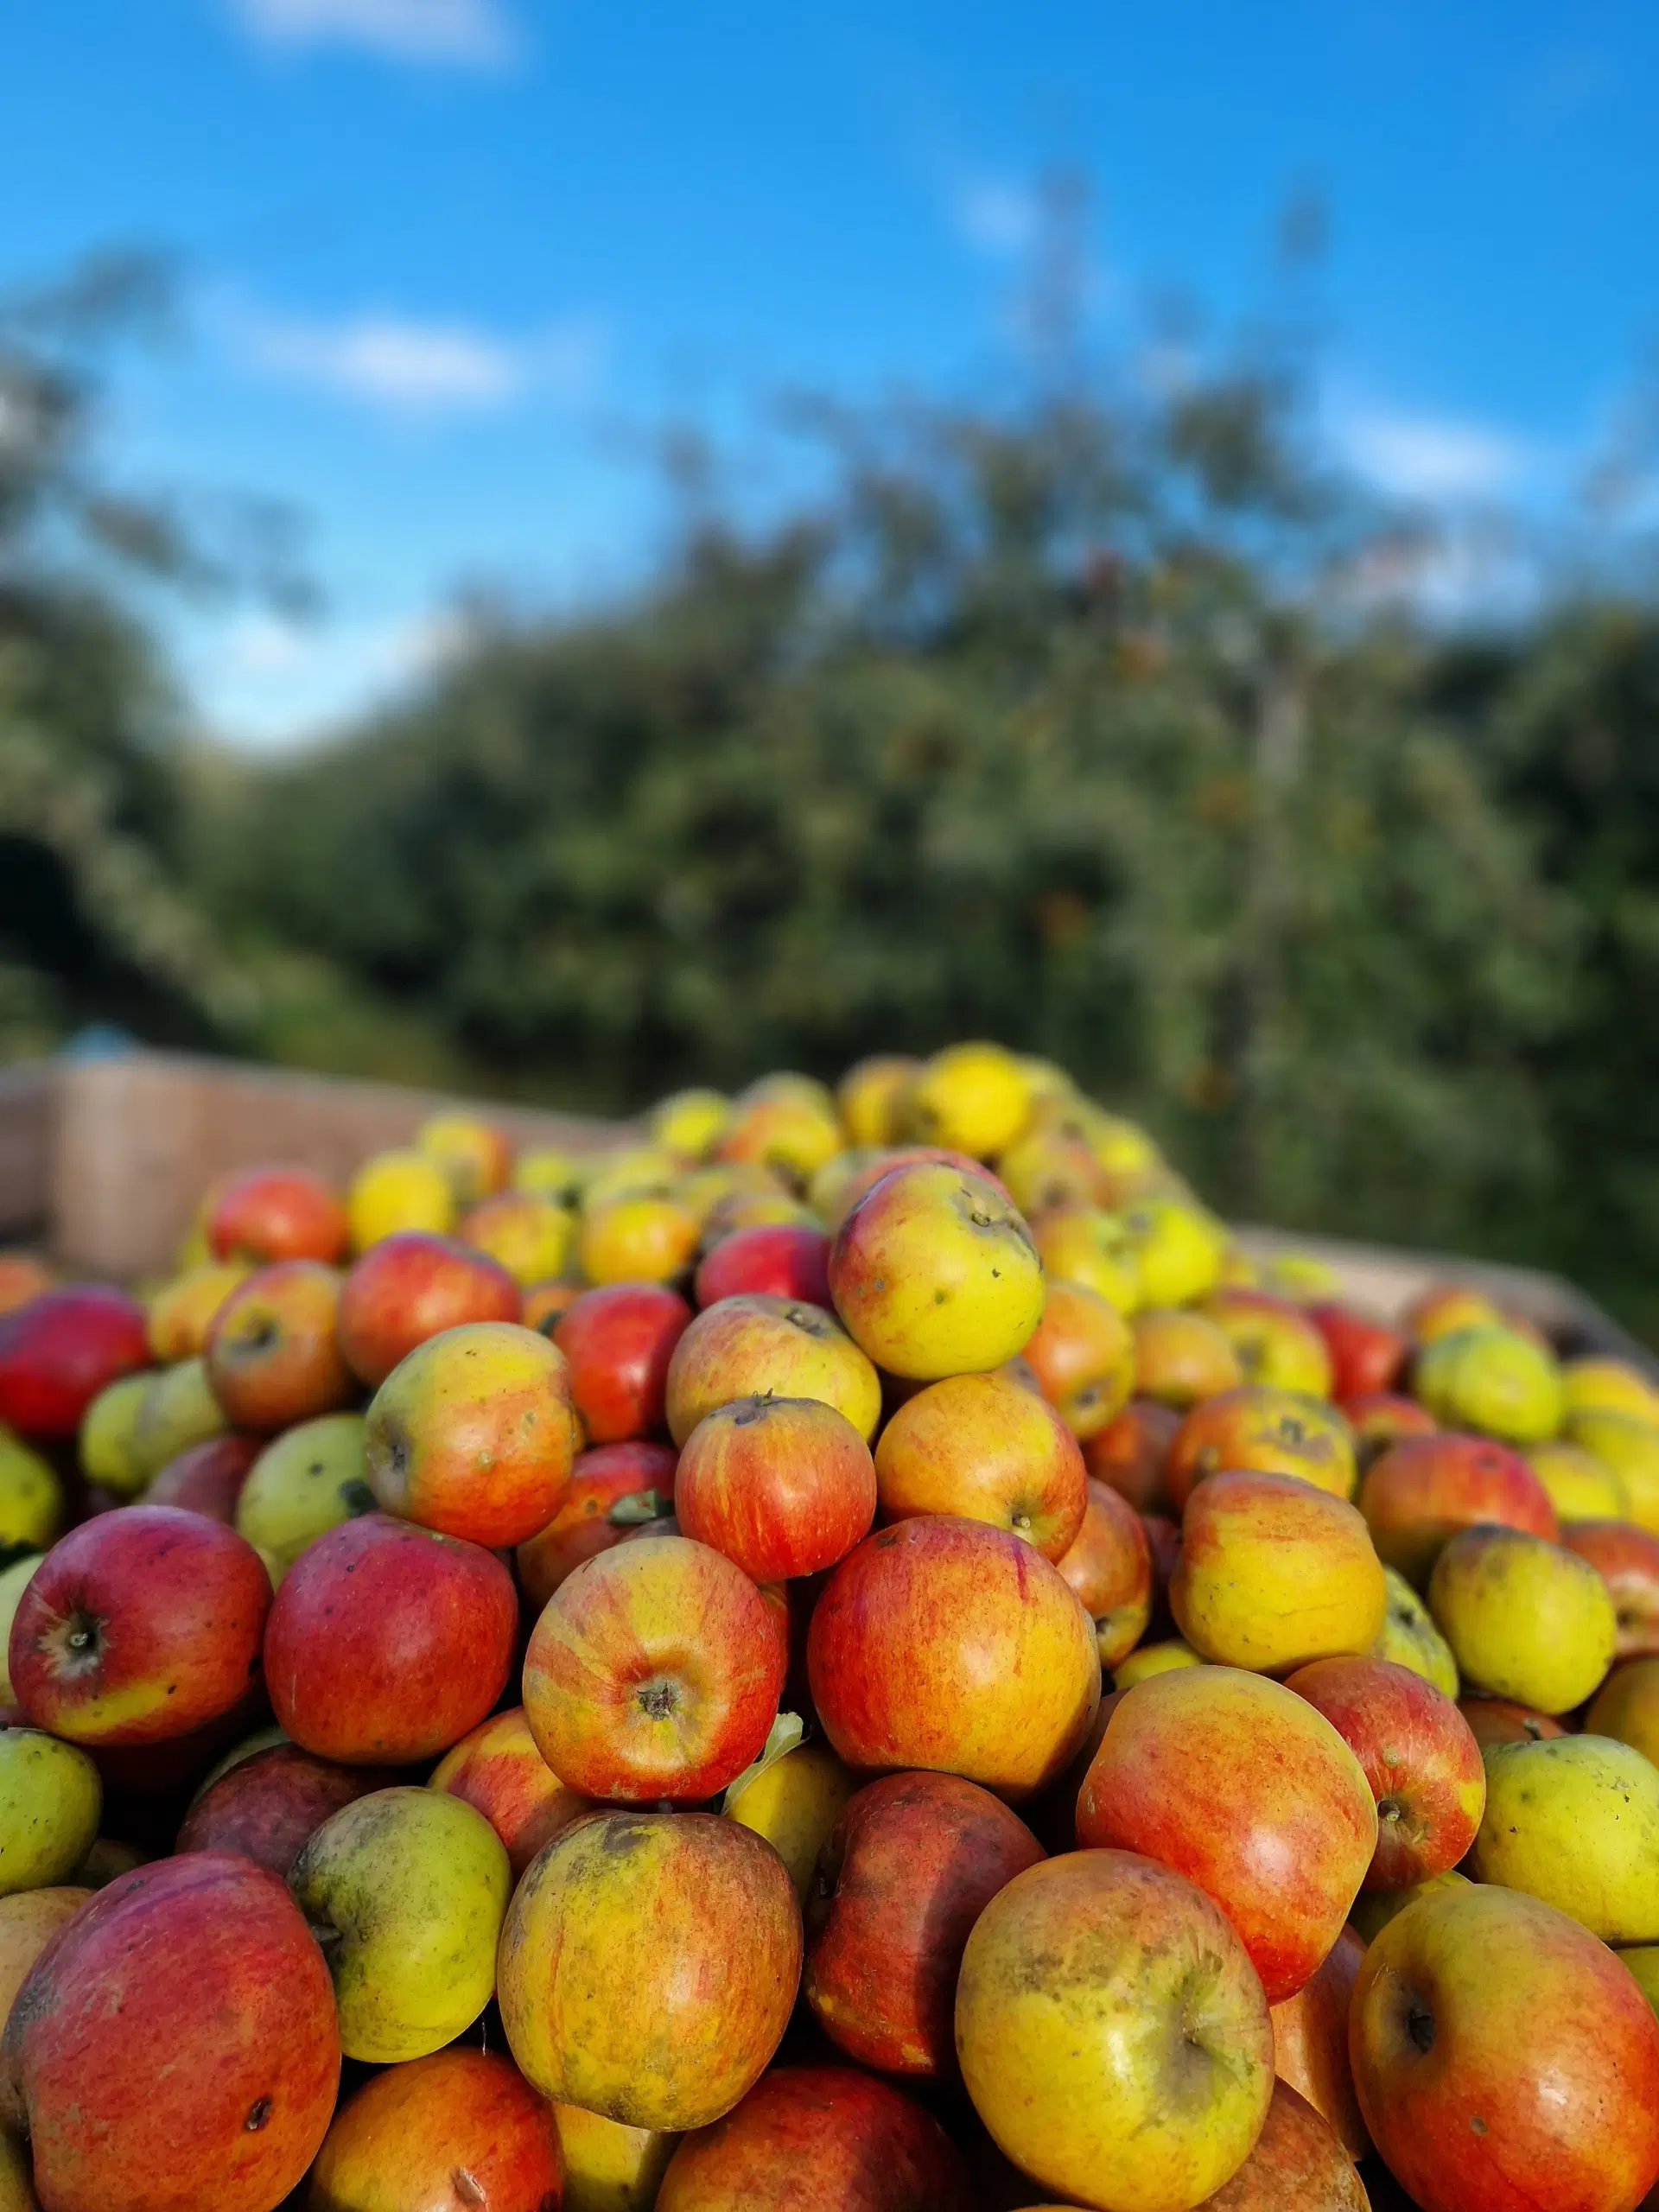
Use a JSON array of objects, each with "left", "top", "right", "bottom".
[
  {"left": 694, "top": 1222, "right": 833, "bottom": 1309},
  {"left": 677, "top": 1395, "right": 876, "bottom": 1580},
  {"left": 207, "top": 1165, "right": 347, "bottom": 1266},
  {"left": 0, "top": 1284, "right": 149, "bottom": 1440},
  {"left": 205, "top": 1260, "right": 352, "bottom": 1431},
  {"left": 1357, "top": 1431, "right": 1558, "bottom": 1586},
  {"left": 144, "top": 1431, "right": 262, "bottom": 1522},
  {"left": 806, "top": 1516, "right": 1100, "bottom": 1801},
  {"left": 1350, "top": 1883, "right": 1659, "bottom": 2212},
  {"left": 1284, "top": 1655, "right": 1486, "bottom": 1889},
  {"left": 428, "top": 1705, "right": 591, "bottom": 1880},
  {"left": 1, "top": 1852, "right": 340, "bottom": 2212},
  {"left": 1561, "top": 1518, "right": 1659, "bottom": 1659},
  {"left": 175, "top": 1740, "right": 380, "bottom": 1878},
  {"left": 264, "top": 1511, "right": 516, "bottom": 1764},
  {"left": 523, "top": 1533, "right": 785, "bottom": 1802},
  {"left": 516, "top": 1438, "right": 678, "bottom": 1607},
  {"left": 1077, "top": 1666, "right": 1376, "bottom": 2001},
  {"left": 1309, "top": 1300, "right": 1408, "bottom": 1399},
  {"left": 656, "top": 2065, "right": 969, "bottom": 2211},
  {"left": 804, "top": 1771, "right": 1044, "bottom": 2077},
  {"left": 553, "top": 1281, "right": 693, "bottom": 1442},
  {"left": 10, "top": 1505, "right": 270, "bottom": 1747},
  {"left": 307, "top": 2048, "right": 563, "bottom": 2212},
  {"left": 336, "top": 1230, "right": 519, "bottom": 1387}
]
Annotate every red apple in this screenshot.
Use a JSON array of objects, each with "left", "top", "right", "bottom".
[
  {"left": 428, "top": 1705, "right": 591, "bottom": 1880},
  {"left": 1077, "top": 1667, "right": 1376, "bottom": 2001},
  {"left": 677, "top": 1395, "right": 876, "bottom": 1580},
  {"left": 175, "top": 1741, "right": 380, "bottom": 1878},
  {"left": 363, "top": 1319, "right": 575, "bottom": 1548},
  {"left": 1560, "top": 1518, "right": 1659, "bottom": 1659},
  {"left": 1457, "top": 1696, "right": 1565, "bottom": 1751},
  {"left": 1309, "top": 1300, "right": 1408, "bottom": 1399},
  {"left": 207, "top": 1165, "right": 347, "bottom": 1266},
  {"left": 10, "top": 1505, "right": 270, "bottom": 1747},
  {"left": 2, "top": 1853, "right": 340, "bottom": 2212},
  {"left": 264, "top": 1512, "right": 516, "bottom": 1764},
  {"left": 694, "top": 1223, "right": 833, "bottom": 1309},
  {"left": 1341, "top": 1390, "right": 1438, "bottom": 1465},
  {"left": 553, "top": 1281, "right": 693, "bottom": 1443},
  {"left": 144, "top": 1431, "right": 262, "bottom": 1522},
  {"left": 655, "top": 2065, "right": 969, "bottom": 2211},
  {"left": 1055, "top": 1477, "right": 1154, "bottom": 1668},
  {"left": 1284, "top": 1656, "right": 1486, "bottom": 1888},
  {"left": 1083, "top": 1397, "right": 1179, "bottom": 1512},
  {"left": 336, "top": 1230, "right": 519, "bottom": 1388},
  {"left": 1198, "top": 2079, "right": 1370, "bottom": 2211},
  {"left": 1270, "top": 1923, "right": 1369, "bottom": 2160},
  {"left": 806, "top": 1516, "right": 1100, "bottom": 1801},
  {"left": 205, "top": 1261, "right": 352, "bottom": 1432},
  {"left": 523, "top": 1533, "right": 786, "bottom": 1802},
  {"left": 1020, "top": 1280, "right": 1135, "bottom": 1440},
  {"left": 516, "top": 1438, "right": 679, "bottom": 1608},
  {"left": 0, "top": 1284, "right": 149, "bottom": 1440},
  {"left": 1350, "top": 1883, "right": 1659, "bottom": 2212},
  {"left": 804, "top": 1771, "right": 1044, "bottom": 2076},
  {"left": 308, "top": 2048, "right": 563, "bottom": 2212},
  {"left": 1357, "top": 1431, "right": 1558, "bottom": 1586}
]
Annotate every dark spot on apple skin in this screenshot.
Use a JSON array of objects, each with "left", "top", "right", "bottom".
[{"left": 245, "top": 2097, "right": 271, "bottom": 2132}]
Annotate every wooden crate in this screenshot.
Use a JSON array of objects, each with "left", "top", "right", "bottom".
[{"left": 1, "top": 1046, "right": 1653, "bottom": 1375}]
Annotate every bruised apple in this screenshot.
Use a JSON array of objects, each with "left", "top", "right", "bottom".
[
  {"left": 498, "top": 1809, "right": 801, "bottom": 2131},
  {"left": 3, "top": 1853, "right": 340, "bottom": 2212},
  {"left": 806, "top": 1516, "right": 1099, "bottom": 1801}
]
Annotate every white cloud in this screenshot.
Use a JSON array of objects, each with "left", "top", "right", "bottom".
[
  {"left": 952, "top": 176, "right": 1043, "bottom": 258},
  {"left": 1337, "top": 409, "right": 1531, "bottom": 503},
  {"left": 228, "top": 0, "right": 518, "bottom": 68},
  {"left": 188, "top": 605, "right": 474, "bottom": 747},
  {"left": 226, "top": 302, "right": 607, "bottom": 417}
]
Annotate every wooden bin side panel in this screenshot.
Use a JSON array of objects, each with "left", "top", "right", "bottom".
[
  {"left": 0, "top": 1065, "right": 54, "bottom": 1239},
  {"left": 48, "top": 1052, "right": 625, "bottom": 1281}
]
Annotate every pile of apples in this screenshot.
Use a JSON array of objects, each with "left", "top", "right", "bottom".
[{"left": 0, "top": 1043, "right": 1657, "bottom": 2212}]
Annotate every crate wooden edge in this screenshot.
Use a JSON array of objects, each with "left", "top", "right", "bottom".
[{"left": 1, "top": 1048, "right": 1651, "bottom": 1374}]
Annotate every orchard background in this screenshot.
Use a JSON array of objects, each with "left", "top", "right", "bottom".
[{"left": 2, "top": 236, "right": 1657, "bottom": 1340}]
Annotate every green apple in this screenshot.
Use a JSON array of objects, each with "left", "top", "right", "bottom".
[
  {"left": 289, "top": 1785, "right": 510, "bottom": 2062},
  {"left": 1471, "top": 1735, "right": 1659, "bottom": 1943},
  {"left": 235, "top": 1413, "right": 368, "bottom": 1579},
  {"left": 0, "top": 1728, "right": 102, "bottom": 1895}
]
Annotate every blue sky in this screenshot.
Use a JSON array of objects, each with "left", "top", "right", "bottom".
[{"left": 3, "top": 1, "right": 1656, "bottom": 743}]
